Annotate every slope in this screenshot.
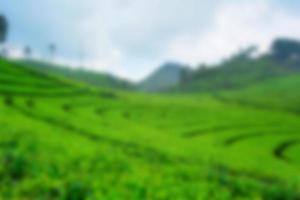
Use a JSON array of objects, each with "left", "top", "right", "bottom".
[
  {"left": 1, "top": 58, "right": 300, "bottom": 199},
  {"left": 18, "top": 59, "right": 132, "bottom": 90},
  {"left": 218, "top": 73, "right": 300, "bottom": 113},
  {"left": 171, "top": 56, "right": 297, "bottom": 93},
  {"left": 137, "top": 62, "right": 191, "bottom": 92}
]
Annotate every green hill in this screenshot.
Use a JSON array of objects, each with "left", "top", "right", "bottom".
[
  {"left": 218, "top": 73, "right": 300, "bottom": 113},
  {"left": 0, "top": 59, "right": 82, "bottom": 96},
  {"left": 170, "top": 56, "right": 297, "bottom": 93},
  {"left": 0, "top": 59, "right": 118, "bottom": 98},
  {"left": 18, "top": 59, "right": 132, "bottom": 90},
  {"left": 170, "top": 38, "right": 300, "bottom": 93},
  {"left": 1, "top": 58, "right": 300, "bottom": 199}
]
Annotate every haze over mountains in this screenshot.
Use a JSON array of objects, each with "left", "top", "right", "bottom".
[
  {"left": 136, "top": 62, "right": 191, "bottom": 92},
  {"left": 12, "top": 37, "right": 300, "bottom": 94},
  {"left": 138, "top": 38, "right": 300, "bottom": 92}
]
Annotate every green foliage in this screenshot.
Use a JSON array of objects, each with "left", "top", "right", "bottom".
[
  {"left": 167, "top": 39, "right": 300, "bottom": 93},
  {"left": 271, "top": 38, "right": 300, "bottom": 66},
  {"left": 170, "top": 56, "right": 295, "bottom": 93},
  {"left": 0, "top": 15, "right": 8, "bottom": 43},
  {"left": 0, "top": 58, "right": 300, "bottom": 199},
  {"left": 220, "top": 73, "right": 300, "bottom": 112},
  {"left": 64, "top": 181, "right": 90, "bottom": 200},
  {"left": 18, "top": 59, "right": 132, "bottom": 90},
  {"left": 1, "top": 151, "right": 28, "bottom": 180},
  {"left": 3, "top": 96, "right": 13, "bottom": 106}
]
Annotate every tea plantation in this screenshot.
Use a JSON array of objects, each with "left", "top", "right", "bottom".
[{"left": 1, "top": 59, "right": 300, "bottom": 199}]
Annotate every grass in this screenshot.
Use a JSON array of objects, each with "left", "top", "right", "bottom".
[
  {"left": 0, "top": 59, "right": 300, "bottom": 199},
  {"left": 219, "top": 73, "right": 300, "bottom": 112},
  {"left": 17, "top": 59, "right": 132, "bottom": 90}
]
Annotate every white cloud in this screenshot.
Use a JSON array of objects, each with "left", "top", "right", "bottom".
[
  {"left": 4, "top": 44, "right": 24, "bottom": 59},
  {"left": 164, "top": 0, "right": 300, "bottom": 67},
  {"left": 2, "top": 0, "right": 300, "bottom": 80}
]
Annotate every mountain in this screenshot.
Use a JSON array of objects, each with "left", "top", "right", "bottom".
[
  {"left": 169, "top": 38, "right": 300, "bottom": 93},
  {"left": 17, "top": 59, "right": 132, "bottom": 90},
  {"left": 137, "top": 62, "right": 191, "bottom": 92},
  {"left": 169, "top": 56, "right": 291, "bottom": 92}
]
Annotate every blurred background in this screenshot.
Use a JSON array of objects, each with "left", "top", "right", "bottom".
[
  {"left": 1, "top": 0, "right": 300, "bottom": 81},
  {"left": 0, "top": 0, "right": 300, "bottom": 199}
]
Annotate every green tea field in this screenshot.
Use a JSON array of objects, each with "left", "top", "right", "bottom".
[{"left": 1, "top": 59, "right": 300, "bottom": 199}]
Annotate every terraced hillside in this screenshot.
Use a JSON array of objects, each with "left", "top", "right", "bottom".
[
  {"left": 0, "top": 59, "right": 89, "bottom": 96},
  {"left": 17, "top": 60, "right": 132, "bottom": 90},
  {"left": 1, "top": 59, "right": 300, "bottom": 199},
  {"left": 219, "top": 73, "right": 300, "bottom": 113}
]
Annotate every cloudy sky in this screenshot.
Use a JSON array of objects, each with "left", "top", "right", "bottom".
[{"left": 1, "top": 0, "right": 300, "bottom": 81}]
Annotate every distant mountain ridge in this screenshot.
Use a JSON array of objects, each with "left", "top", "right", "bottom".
[
  {"left": 167, "top": 38, "right": 300, "bottom": 93},
  {"left": 137, "top": 62, "right": 191, "bottom": 92},
  {"left": 14, "top": 37, "right": 300, "bottom": 94}
]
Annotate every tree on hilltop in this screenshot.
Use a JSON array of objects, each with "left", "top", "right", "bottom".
[
  {"left": 0, "top": 15, "right": 8, "bottom": 57},
  {"left": 0, "top": 15, "right": 8, "bottom": 44}
]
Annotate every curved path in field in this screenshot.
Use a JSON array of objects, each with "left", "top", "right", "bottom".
[
  {"left": 5, "top": 96, "right": 300, "bottom": 197},
  {"left": 10, "top": 104, "right": 189, "bottom": 165},
  {"left": 183, "top": 125, "right": 250, "bottom": 138},
  {"left": 0, "top": 89, "right": 117, "bottom": 99},
  {"left": 273, "top": 139, "right": 300, "bottom": 162},
  {"left": 223, "top": 130, "right": 300, "bottom": 163},
  {"left": 223, "top": 131, "right": 299, "bottom": 147},
  {"left": 223, "top": 132, "right": 263, "bottom": 146},
  {"left": 213, "top": 94, "right": 300, "bottom": 116}
]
